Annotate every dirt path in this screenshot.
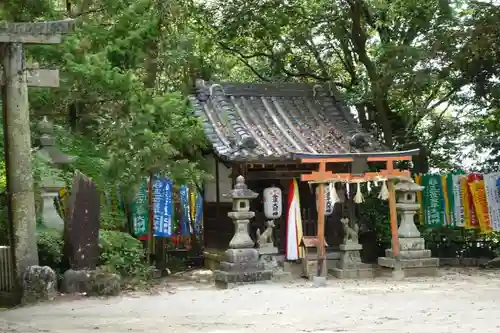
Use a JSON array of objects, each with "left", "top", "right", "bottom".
[{"left": 1, "top": 268, "right": 500, "bottom": 333}]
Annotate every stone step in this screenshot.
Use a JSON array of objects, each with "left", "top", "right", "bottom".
[
  {"left": 378, "top": 256, "right": 439, "bottom": 269},
  {"left": 214, "top": 269, "right": 273, "bottom": 286},
  {"left": 385, "top": 249, "right": 432, "bottom": 259},
  {"left": 219, "top": 261, "right": 265, "bottom": 272},
  {"left": 330, "top": 265, "right": 376, "bottom": 279}
]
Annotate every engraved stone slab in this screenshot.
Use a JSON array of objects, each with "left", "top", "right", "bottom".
[
  {"left": 0, "top": 20, "right": 74, "bottom": 44},
  {"left": 223, "top": 248, "right": 259, "bottom": 263},
  {"left": 399, "top": 237, "right": 425, "bottom": 251}
]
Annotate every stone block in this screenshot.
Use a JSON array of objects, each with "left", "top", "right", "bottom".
[
  {"left": 219, "top": 261, "right": 266, "bottom": 272},
  {"left": 223, "top": 248, "right": 259, "bottom": 263},
  {"left": 203, "top": 249, "right": 224, "bottom": 270},
  {"left": 214, "top": 269, "right": 273, "bottom": 289},
  {"left": 283, "top": 261, "right": 303, "bottom": 278},
  {"left": 378, "top": 257, "right": 439, "bottom": 268},
  {"left": 21, "top": 266, "right": 57, "bottom": 304},
  {"left": 62, "top": 269, "right": 121, "bottom": 296},
  {"left": 272, "top": 271, "right": 293, "bottom": 282},
  {"left": 378, "top": 257, "right": 439, "bottom": 277},
  {"left": 258, "top": 245, "right": 278, "bottom": 255},
  {"left": 302, "top": 259, "right": 327, "bottom": 280},
  {"left": 392, "top": 269, "right": 405, "bottom": 280},
  {"left": 398, "top": 237, "right": 425, "bottom": 251},
  {"left": 385, "top": 249, "right": 432, "bottom": 259},
  {"left": 339, "top": 243, "right": 362, "bottom": 251},
  {"left": 312, "top": 276, "right": 327, "bottom": 287},
  {"left": 330, "top": 264, "right": 376, "bottom": 279}
]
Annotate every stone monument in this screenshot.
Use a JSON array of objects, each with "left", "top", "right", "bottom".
[
  {"left": 378, "top": 179, "right": 439, "bottom": 277},
  {"left": 331, "top": 217, "right": 375, "bottom": 278},
  {"left": 35, "top": 116, "right": 75, "bottom": 231},
  {"left": 214, "top": 176, "right": 272, "bottom": 288}
]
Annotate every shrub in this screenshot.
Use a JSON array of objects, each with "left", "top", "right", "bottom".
[
  {"left": 37, "top": 228, "right": 64, "bottom": 268},
  {"left": 99, "top": 230, "right": 152, "bottom": 279}
]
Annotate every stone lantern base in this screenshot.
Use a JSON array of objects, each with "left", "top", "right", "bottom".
[
  {"left": 214, "top": 248, "right": 273, "bottom": 289},
  {"left": 378, "top": 237, "right": 439, "bottom": 277}
]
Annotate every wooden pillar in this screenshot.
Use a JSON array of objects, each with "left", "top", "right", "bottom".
[
  {"left": 386, "top": 160, "right": 401, "bottom": 268},
  {"left": 316, "top": 181, "right": 326, "bottom": 277}
]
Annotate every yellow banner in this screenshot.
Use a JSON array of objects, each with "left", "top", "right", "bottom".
[
  {"left": 415, "top": 174, "right": 424, "bottom": 225},
  {"left": 461, "top": 177, "right": 474, "bottom": 228},
  {"left": 469, "top": 180, "right": 492, "bottom": 233}
]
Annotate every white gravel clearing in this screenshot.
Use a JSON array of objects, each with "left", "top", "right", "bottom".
[{"left": 1, "top": 268, "right": 500, "bottom": 333}]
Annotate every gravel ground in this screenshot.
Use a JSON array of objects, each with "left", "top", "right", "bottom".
[{"left": 1, "top": 268, "right": 500, "bottom": 333}]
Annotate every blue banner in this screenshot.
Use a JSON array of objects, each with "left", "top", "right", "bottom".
[
  {"left": 194, "top": 190, "right": 203, "bottom": 237},
  {"left": 153, "top": 177, "right": 174, "bottom": 237},
  {"left": 179, "top": 185, "right": 191, "bottom": 235}
]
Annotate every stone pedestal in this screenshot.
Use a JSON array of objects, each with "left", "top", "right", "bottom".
[
  {"left": 214, "top": 176, "right": 272, "bottom": 289},
  {"left": 215, "top": 248, "right": 273, "bottom": 288},
  {"left": 378, "top": 237, "right": 439, "bottom": 277},
  {"left": 331, "top": 242, "right": 375, "bottom": 279},
  {"left": 378, "top": 180, "right": 439, "bottom": 277},
  {"left": 330, "top": 218, "right": 375, "bottom": 279}
]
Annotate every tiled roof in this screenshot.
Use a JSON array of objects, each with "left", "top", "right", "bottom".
[{"left": 190, "top": 80, "right": 386, "bottom": 162}]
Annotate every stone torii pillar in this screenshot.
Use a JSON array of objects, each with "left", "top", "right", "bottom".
[{"left": 0, "top": 20, "right": 73, "bottom": 293}]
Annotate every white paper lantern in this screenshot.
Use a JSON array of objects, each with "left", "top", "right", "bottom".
[
  {"left": 316, "top": 184, "right": 334, "bottom": 216},
  {"left": 263, "top": 187, "right": 282, "bottom": 219}
]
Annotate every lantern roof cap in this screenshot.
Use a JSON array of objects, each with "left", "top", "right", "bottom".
[
  {"left": 395, "top": 179, "right": 424, "bottom": 192},
  {"left": 223, "top": 175, "right": 258, "bottom": 199}
]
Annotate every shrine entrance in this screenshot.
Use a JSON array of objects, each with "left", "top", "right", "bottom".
[{"left": 294, "top": 149, "right": 420, "bottom": 278}]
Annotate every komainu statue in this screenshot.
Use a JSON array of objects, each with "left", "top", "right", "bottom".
[
  {"left": 341, "top": 217, "right": 359, "bottom": 244},
  {"left": 256, "top": 220, "right": 275, "bottom": 247}
]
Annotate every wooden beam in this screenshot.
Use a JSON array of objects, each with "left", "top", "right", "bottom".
[
  {"left": 0, "top": 69, "right": 59, "bottom": 87},
  {"left": 0, "top": 20, "right": 74, "bottom": 44},
  {"left": 367, "top": 156, "right": 413, "bottom": 162},
  {"left": 301, "top": 170, "right": 411, "bottom": 183}
]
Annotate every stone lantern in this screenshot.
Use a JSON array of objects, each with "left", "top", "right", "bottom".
[
  {"left": 35, "top": 117, "right": 75, "bottom": 231},
  {"left": 378, "top": 179, "right": 439, "bottom": 277},
  {"left": 214, "top": 176, "right": 272, "bottom": 288},
  {"left": 395, "top": 180, "right": 424, "bottom": 238},
  {"left": 226, "top": 175, "right": 258, "bottom": 249}
]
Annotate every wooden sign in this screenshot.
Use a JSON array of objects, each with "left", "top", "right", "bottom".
[
  {"left": 0, "top": 69, "right": 59, "bottom": 87},
  {"left": 0, "top": 20, "right": 75, "bottom": 44}
]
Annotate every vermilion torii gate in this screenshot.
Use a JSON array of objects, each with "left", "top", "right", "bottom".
[{"left": 294, "top": 149, "right": 420, "bottom": 279}]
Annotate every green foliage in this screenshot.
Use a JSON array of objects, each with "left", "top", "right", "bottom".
[
  {"left": 99, "top": 230, "right": 152, "bottom": 279},
  {"left": 37, "top": 228, "right": 64, "bottom": 268},
  {"left": 0, "top": 204, "right": 8, "bottom": 246},
  {"left": 359, "top": 193, "right": 390, "bottom": 244},
  {"left": 100, "top": 204, "right": 128, "bottom": 231}
]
